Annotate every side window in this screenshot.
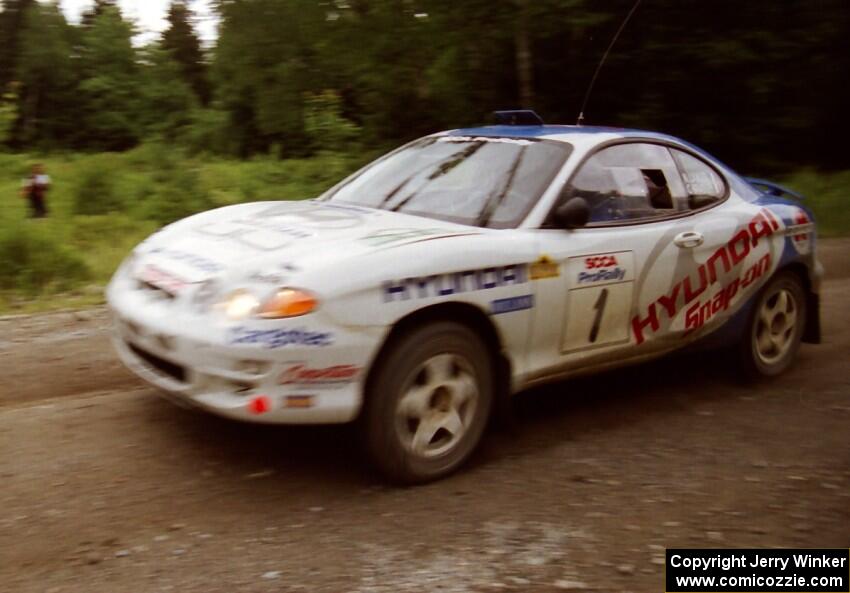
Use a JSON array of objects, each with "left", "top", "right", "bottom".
[
  {"left": 670, "top": 149, "right": 726, "bottom": 210},
  {"left": 566, "top": 143, "right": 688, "bottom": 224}
]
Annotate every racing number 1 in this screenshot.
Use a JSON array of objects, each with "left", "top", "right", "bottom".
[
  {"left": 589, "top": 288, "right": 609, "bottom": 343},
  {"left": 561, "top": 251, "right": 634, "bottom": 354}
]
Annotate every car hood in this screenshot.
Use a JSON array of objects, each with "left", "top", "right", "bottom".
[{"left": 135, "top": 200, "right": 481, "bottom": 284}]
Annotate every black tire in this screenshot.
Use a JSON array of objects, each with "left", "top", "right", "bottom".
[
  {"left": 360, "top": 321, "right": 494, "bottom": 484},
  {"left": 738, "top": 271, "right": 807, "bottom": 379}
]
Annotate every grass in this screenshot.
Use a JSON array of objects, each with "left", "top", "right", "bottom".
[
  {"left": 0, "top": 147, "right": 846, "bottom": 314},
  {"left": 0, "top": 146, "right": 369, "bottom": 313},
  {"left": 779, "top": 169, "right": 850, "bottom": 238}
]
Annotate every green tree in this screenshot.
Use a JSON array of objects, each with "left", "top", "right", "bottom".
[
  {"left": 162, "top": 1, "right": 210, "bottom": 104},
  {"left": 81, "top": 0, "right": 118, "bottom": 27},
  {"left": 0, "top": 0, "right": 36, "bottom": 88},
  {"left": 137, "top": 44, "right": 198, "bottom": 141},
  {"left": 213, "top": 0, "right": 328, "bottom": 156},
  {"left": 0, "top": 83, "right": 19, "bottom": 146},
  {"left": 15, "top": 2, "right": 77, "bottom": 148},
  {"left": 76, "top": 6, "right": 140, "bottom": 150}
]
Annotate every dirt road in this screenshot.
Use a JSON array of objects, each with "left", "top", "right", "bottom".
[{"left": 1, "top": 241, "right": 848, "bottom": 593}]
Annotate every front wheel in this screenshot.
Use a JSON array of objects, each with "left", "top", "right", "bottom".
[
  {"left": 738, "top": 271, "right": 807, "bottom": 379},
  {"left": 360, "top": 321, "right": 494, "bottom": 484}
]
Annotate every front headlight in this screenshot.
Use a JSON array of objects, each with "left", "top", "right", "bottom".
[
  {"left": 221, "top": 289, "right": 261, "bottom": 320},
  {"left": 219, "top": 288, "right": 318, "bottom": 320}
]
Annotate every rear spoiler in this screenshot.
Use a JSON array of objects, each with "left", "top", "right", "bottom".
[{"left": 744, "top": 177, "right": 805, "bottom": 201}]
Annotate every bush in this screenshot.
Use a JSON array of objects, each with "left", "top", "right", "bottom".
[
  {"left": 0, "top": 225, "right": 90, "bottom": 293},
  {"left": 304, "top": 91, "right": 362, "bottom": 153},
  {"left": 139, "top": 165, "right": 215, "bottom": 225},
  {"left": 72, "top": 156, "right": 123, "bottom": 215}
]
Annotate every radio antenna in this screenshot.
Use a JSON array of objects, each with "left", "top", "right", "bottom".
[{"left": 577, "top": 0, "right": 644, "bottom": 126}]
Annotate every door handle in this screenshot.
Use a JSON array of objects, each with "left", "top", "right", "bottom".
[{"left": 674, "top": 231, "right": 704, "bottom": 249}]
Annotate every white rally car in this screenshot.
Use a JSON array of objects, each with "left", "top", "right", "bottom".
[{"left": 107, "top": 111, "right": 821, "bottom": 483}]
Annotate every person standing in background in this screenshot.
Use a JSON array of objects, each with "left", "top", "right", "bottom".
[{"left": 21, "top": 164, "right": 50, "bottom": 218}]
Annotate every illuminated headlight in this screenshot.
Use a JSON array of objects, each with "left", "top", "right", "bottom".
[
  {"left": 218, "top": 288, "right": 318, "bottom": 320},
  {"left": 221, "top": 289, "right": 261, "bottom": 320}
]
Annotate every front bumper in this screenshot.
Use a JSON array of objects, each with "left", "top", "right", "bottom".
[{"left": 107, "top": 283, "right": 385, "bottom": 424}]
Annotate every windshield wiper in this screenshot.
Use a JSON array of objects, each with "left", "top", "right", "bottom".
[
  {"left": 389, "top": 142, "right": 485, "bottom": 213},
  {"left": 476, "top": 147, "right": 526, "bottom": 227}
]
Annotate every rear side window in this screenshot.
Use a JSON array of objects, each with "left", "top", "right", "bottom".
[
  {"left": 670, "top": 148, "right": 727, "bottom": 209},
  {"left": 565, "top": 143, "right": 688, "bottom": 224}
]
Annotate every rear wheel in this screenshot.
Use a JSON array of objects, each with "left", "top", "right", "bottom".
[
  {"left": 738, "top": 271, "right": 806, "bottom": 378},
  {"left": 361, "top": 321, "right": 493, "bottom": 484}
]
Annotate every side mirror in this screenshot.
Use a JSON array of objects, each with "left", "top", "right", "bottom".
[{"left": 554, "top": 197, "right": 590, "bottom": 229}]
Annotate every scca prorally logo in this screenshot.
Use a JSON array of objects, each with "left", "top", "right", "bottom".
[
  {"left": 279, "top": 364, "right": 360, "bottom": 385},
  {"left": 578, "top": 254, "right": 626, "bottom": 284},
  {"left": 383, "top": 264, "right": 527, "bottom": 302}
]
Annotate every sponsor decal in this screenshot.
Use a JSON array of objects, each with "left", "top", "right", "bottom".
[
  {"left": 279, "top": 364, "right": 360, "bottom": 386},
  {"left": 790, "top": 209, "right": 812, "bottom": 254},
  {"left": 585, "top": 255, "right": 619, "bottom": 269},
  {"left": 228, "top": 327, "right": 333, "bottom": 348},
  {"left": 568, "top": 251, "right": 635, "bottom": 288},
  {"left": 198, "top": 220, "right": 311, "bottom": 250},
  {"left": 139, "top": 264, "right": 188, "bottom": 295},
  {"left": 248, "top": 271, "right": 289, "bottom": 285},
  {"left": 383, "top": 264, "right": 527, "bottom": 302},
  {"left": 578, "top": 254, "right": 626, "bottom": 284},
  {"left": 148, "top": 248, "right": 224, "bottom": 274},
  {"left": 360, "top": 228, "right": 468, "bottom": 247},
  {"left": 684, "top": 253, "right": 771, "bottom": 334},
  {"left": 632, "top": 209, "right": 780, "bottom": 345},
  {"left": 529, "top": 255, "right": 560, "bottom": 280},
  {"left": 242, "top": 222, "right": 312, "bottom": 240},
  {"left": 284, "top": 395, "right": 315, "bottom": 409},
  {"left": 578, "top": 267, "right": 626, "bottom": 284},
  {"left": 491, "top": 294, "right": 534, "bottom": 315},
  {"left": 258, "top": 203, "right": 364, "bottom": 229}
]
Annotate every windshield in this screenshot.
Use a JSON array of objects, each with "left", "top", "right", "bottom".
[{"left": 322, "top": 136, "right": 572, "bottom": 228}]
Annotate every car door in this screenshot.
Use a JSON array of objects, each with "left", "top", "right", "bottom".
[{"left": 526, "top": 141, "right": 716, "bottom": 379}]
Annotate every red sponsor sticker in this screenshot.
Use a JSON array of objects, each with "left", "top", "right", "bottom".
[
  {"left": 279, "top": 364, "right": 360, "bottom": 385},
  {"left": 792, "top": 210, "right": 811, "bottom": 254},
  {"left": 585, "top": 255, "right": 619, "bottom": 269},
  {"left": 139, "top": 264, "right": 187, "bottom": 295}
]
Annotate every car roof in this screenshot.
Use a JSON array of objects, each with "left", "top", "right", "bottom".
[
  {"left": 447, "top": 124, "right": 683, "bottom": 145},
  {"left": 444, "top": 123, "right": 748, "bottom": 195}
]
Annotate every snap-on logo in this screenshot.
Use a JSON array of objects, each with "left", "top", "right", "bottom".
[{"left": 585, "top": 255, "right": 619, "bottom": 269}]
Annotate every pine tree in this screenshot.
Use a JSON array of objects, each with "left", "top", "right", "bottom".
[
  {"left": 81, "top": 0, "right": 118, "bottom": 27},
  {"left": 162, "top": 1, "right": 210, "bottom": 104},
  {"left": 76, "top": 6, "right": 140, "bottom": 150},
  {"left": 0, "top": 0, "right": 36, "bottom": 88},
  {"left": 15, "top": 2, "right": 77, "bottom": 147}
]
